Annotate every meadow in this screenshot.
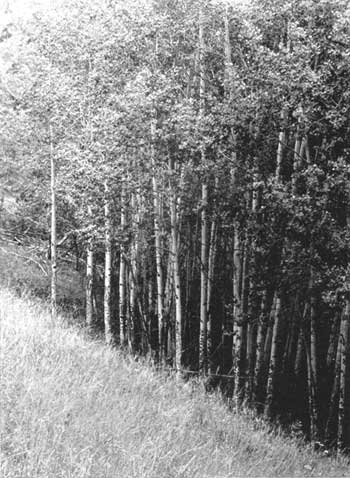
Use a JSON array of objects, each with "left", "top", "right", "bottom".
[{"left": 1, "top": 288, "right": 349, "bottom": 478}]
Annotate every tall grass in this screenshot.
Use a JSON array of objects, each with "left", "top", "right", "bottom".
[{"left": 1, "top": 289, "right": 349, "bottom": 478}]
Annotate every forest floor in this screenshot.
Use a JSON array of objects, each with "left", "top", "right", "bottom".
[{"left": 1, "top": 288, "right": 350, "bottom": 478}]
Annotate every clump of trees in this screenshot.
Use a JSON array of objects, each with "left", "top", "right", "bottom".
[{"left": 1, "top": 0, "right": 350, "bottom": 452}]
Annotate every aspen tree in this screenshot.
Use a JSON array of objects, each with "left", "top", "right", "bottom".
[
  {"left": 85, "top": 58, "right": 94, "bottom": 329},
  {"left": 119, "top": 180, "right": 126, "bottom": 346},
  {"left": 245, "top": 175, "right": 260, "bottom": 401},
  {"left": 308, "top": 269, "right": 319, "bottom": 441},
  {"left": 207, "top": 195, "right": 218, "bottom": 372},
  {"left": 275, "top": 108, "right": 287, "bottom": 183},
  {"left": 169, "top": 155, "right": 182, "bottom": 370},
  {"left": 264, "top": 295, "right": 282, "bottom": 419},
  {"left": 223, "top": 4, "right": 244, "bottom": 398},
  {"left": 128, "top": 191, "right": 138, "bottom": 351},
  {"left": 103, "top": 180, "right": 113, "bottom": 346},
  {"left": 49, "top": 122, "right": 57, "bottom": 322},
  {"left": 252, "top": 291, "right": 268, "bottom": 404},
  {"left": 151, "top": 119, "right": 164, "bottom": 360},
  {"left": 86, "top": 205, "right": 94, "bottom": 328},
  {"left": 199, "top": 4, "right": 208, "bottom": 374},
  {"left": 337, "top": 298, "right": 350, "bottom": 450}
]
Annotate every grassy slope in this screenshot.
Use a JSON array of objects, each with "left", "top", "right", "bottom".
[{"left": 1, "top": 290, "right": 350, "bottom": 478}]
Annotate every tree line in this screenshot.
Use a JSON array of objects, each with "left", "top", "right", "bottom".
[{"left": 1, "top": 0, "right": 350, "bottom": 452}]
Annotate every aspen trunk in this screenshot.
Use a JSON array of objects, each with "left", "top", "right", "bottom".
[
  {"left": 275, "top": 108, "right": 287, "bottom": 182},
  {"left": 50, "top": 122, "right": 57, "bottom": 322},
  {"left": 169, "top": 157, "right": 182, "bottom": 370},
  {"left": 200, "top": 182, "right": 208, "bottom": 373},
  {"left": 119, "top": 182, "right": 127, "bottom": 346},
  {"left": 128, "top": 192, "right": 137, "bottom": 352},
  {"left": 264, "top": 294, "right": 282, "bottom": 419},
  {"left": 232, "top": 226, "right": 243, "bottom": 398},
  {"left": 308, "top": 277, "right": 319, "bottom": 441},
  {"left": 326, "top": 311, "right": 341, "bottom": 372},
  {"left": 337, "top": 299, "right": 350, "bottom": 450},
  {"left": 86, "top": 206, "right": 94, "bottom": 328},
  {"left": 291, "top": 113, "right": 302, "bottom": 192},
  {"left": 151, "top": 120, "right": 164, "bottom": 360},
  {"left": 252, "top": 291, "right": 269, "bottom": 404},
  {"left": 104, "top": 180, "right": 113, "bottom": 346},
  {"left": 198, "top": 7, "right": 208, "bottom": 374},
  {"left": 325, "top": 309, "right": 343, "bottom": 443},
  {"left": 245, "top": 177, "right": 260, "bottom": 401},
  {"left": 207, "top": 215, "right": 217, "bottom": 372}
]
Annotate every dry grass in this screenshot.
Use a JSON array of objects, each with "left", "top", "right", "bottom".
[{"left": 1, "top": 289, "right": 349, "bottom": 478}]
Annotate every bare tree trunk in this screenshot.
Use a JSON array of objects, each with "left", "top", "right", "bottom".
[
  {"left": 327, "top": 311, "right": 341, "bottom": 372},
  {"left": 169, "top": 156, "right": 182, "bottom": 371},
  {"left": 104, "top": 180, "right": 113, "bottom": 346},
  {"left": 252, "top": 291, "right": 269, "bottom": 404},
  {"left": 207, "top": 212, "right": 217, "bottom": 373},
  {"left": 337, "top": 299, "right": 350, "bottom": 450},
  {"left": 275, "top": 108, "right": 287, "bottom": 182},
  {"left": 198, "top": 7, "right": 208, "bottom": 374},
  {"left": 151, "top": 120, "right": 165, "bottom": 361},
  {"left": 86, "top": 206, "right": 94, "bottom": 328},
  {"left": 119, "top": 182, "right": 127, "bottom": 346},
  {"left": 128, "top": 192, "right": 138, "bottom": 352},
  {"left": 50, "top": 122, "right": 57, "bottom": 322},
  {"left": 264, "top": 294, "right": 282, "bottom": 419},
  {"left": 291, "top": 112, "right": 302, "bottom": 192},
  {"left": 308, "top": 273, "right": 319, "bottom": 441},
  {"left": 233, "top": 226, "right": 243, "bottom": 398}
]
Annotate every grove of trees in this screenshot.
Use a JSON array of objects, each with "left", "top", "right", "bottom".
[{"left": 1, "top": 0, "right": 350, "bottom": 452}]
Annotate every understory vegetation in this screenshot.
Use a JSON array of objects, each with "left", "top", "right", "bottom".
[{"left": 1, "top": 288, "right": 350, "bottom": 478}]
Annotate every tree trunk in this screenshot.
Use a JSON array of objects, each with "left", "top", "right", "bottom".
[
  {"left": 308, "top": 274, "right": 319, "bottom": 441},
  {"left": 264, "top": 294, "right": 282, "bottom": 419},
  {"left": 104, "top": 180, "right": 113, "bottom": 346},
  {"left": 252, "top": 291, "right": 269, "bottom": 404},
  {"left": 207, "top": 213, "right": 217, "bottom": 373},
  {"left": 151, "top": 120, "right": 165, "bottom": 361},
  {"left": 198, "top": 6, "right": 208, "bottom": 374},
  {"left": 86, "top": 206, "right": 94, "bottom": 328},
  {"left": 337, "top": 299, "right": 350, "bottom": 450},
  {"left": 119, "top": 182, "right": 127, "bottom": 346},
  {"left": 169, "top": 156, "right": 182, "bottom": 371},
  {"left": 275, "top": 108, "right": 287, "bottom": 182},
  {"left": 50, "top": 122, "right": 57, "bottom": 322}
]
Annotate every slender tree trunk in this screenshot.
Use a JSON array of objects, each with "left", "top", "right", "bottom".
[
  {"left": 104, "top": 180, "right": 113, "bottom": 346},
  {"left": 308, "top": 273, "right": 319, "bottom": 441},
  {"left": 119, "top": 181, "right": 127, "bottom": 346},
  {"left": 169, "top": 156, "right": 182, "bottom": 371},
  {"left": 264, "top": 294, "right": 282, "bottom": 419},
  {"left": 86, "top": 206, "right": 94, "bottom": 328},
  {"left": 275, "top": 108, "right": 287, "bottom": 182},
  {"left": 128, "top": 192, "right": 138, "bottom": 352},
  {"left": 327, "top": 311, "right": 341, "bottom": 372},
  {"left": 325, "top": 309, "right": 342, "bottom": 444},
  {"left": 337, "top": 299, "right": 350, "bottom": 450},
  {"left": 207, "top": 214, "right": 217, "bottom": 373},
  {"left": 291, "top": 112, "right": 302, "bottom": 192},
  {"left": 151, "top": 120, "right": 164, "bottom": 361},
  {"left": 198, "top": 7, "right": 208, "bottom": 374},
  {"left": 50, "top": 122, "right": 57, "bottom": 322},
  {"left": 252, "top": 291, "right": 269, "bottom": 404},
  {"left": 233, "top": 226, "right": 243, "bottom": 398}
]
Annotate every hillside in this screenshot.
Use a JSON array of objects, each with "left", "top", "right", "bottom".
[{"left": 1, "top": 289, "right": 349, "bottom": 478}]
